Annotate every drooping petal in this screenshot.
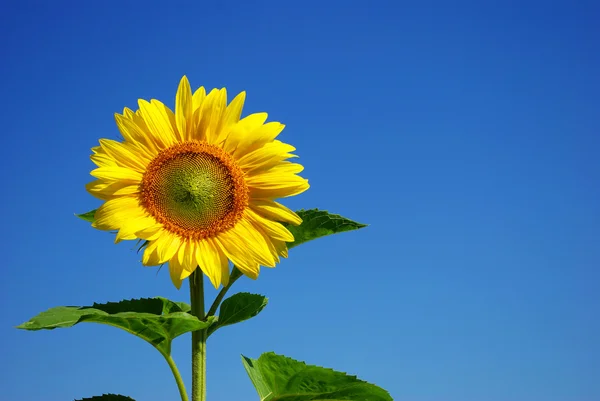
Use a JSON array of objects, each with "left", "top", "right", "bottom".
[
  {"left": 195, "top": 238, "right": 229, "bottom": 288},
  {"left": 177, "top": 241, "right": 197, "bottom": 281},
  {"left": 156, "top": 232, "right": 182, "bottom": 264},
  {"left": 168, "top": 254, "right": 185, "bottom": 289},
  {"left": 142, "top": 239, "right": 162, "bottom": 266}
]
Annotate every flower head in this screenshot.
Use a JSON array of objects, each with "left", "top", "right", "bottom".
[{"left": 87, "top": 77, "right": 308, "bottom": 288}]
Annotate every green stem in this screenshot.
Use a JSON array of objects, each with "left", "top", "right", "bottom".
[
  {"left": 164, "top": 353, "right": 189, "bottom": 401},
  {"left": 190, "top": 271, "right": 207, "bottom": 401}
]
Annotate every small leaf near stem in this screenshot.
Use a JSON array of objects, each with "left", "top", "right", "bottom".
[{"left": 207, "top": 293, "right": 268, "bottom": 337}]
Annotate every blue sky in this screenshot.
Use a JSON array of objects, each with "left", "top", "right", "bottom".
[{"left": 1, "top": 1, "right": 599, "bottom": 400}]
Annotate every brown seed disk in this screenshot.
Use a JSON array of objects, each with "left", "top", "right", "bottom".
[{"left": 140, "top": 141, "right": 248, "bottom": 240}]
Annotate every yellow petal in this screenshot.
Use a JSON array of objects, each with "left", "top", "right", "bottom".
[
  {"left": 155, "top": 232, "right": 182, "bottom": 264},
  {"left": 114, "top": 112, "right": 158, "bottom": 155},
  {"left": 215, "top": 91, "right": 246, "bottom": 144},
  {"left": 223, "top": 112, "right": 268, "bottom": 153},
  {"left": 99, "top": 139, "right": 149, "bottom": 172},
  {"left": 252, "top": 223, "right": 289, "bottom": 263},
  {"left": 214, "top": 233, "right": 260, "bottom": 279},
  {"left": 115, "top": 215, "right": 157, "bottom": 243},
  {"left": 90, "top": 166, "right": 143, "bottom": 183},
  {"left": 232, "top": 122, "right": 285, "bottom": 158},
  {"left": 250, "top": 179, "right": 309, "bottom": 199},
  {"left": 86, "top": 180, "right": 139, "bottom": 200},
  {"left": 269, "top": 162, "right": 305, "bottom": 174},
  {"left": 247, "top": 170, "right": 309, "bottom": 199},
  {"left": 192, "top": 86, "right": 207, "bottom": 112},
  {"left": 90, "top": 152, "right": 118, "bottom": 168},
  {"left": 197, "top": 88, "right": 227, "bottom": 144},
  {"left": 250, "top": 199, "right": 303, "bottom": 225},
  {"left": 137, "top": 99, "right": 177, "bottom": 149},
  {"left": 135, "top": 224, "right": 164, "bottom": 241},
  {"left": 237, "top": 140, "right": 296, "bottom": 173},
  {"left": 179, "top": 240, "right": 197, "bottom": 275},
  {"left": 190, "top": 86, "right": 207, "bottom": 139},
  {"left": 229, "top": 219, "right": 276, "bottom": 267},
  {"left": 195, "top": 238, "right": 230, "bottom": 288},
  {"left": 169, "top": 255, "right": 185, "bottom": 289},
  {"left": 246, "top": 209, "right": 294, "bottom": 242},
  {"left": 142, "top": 239, "right": 162, "bottom": 266},
  {"left": 93, "top": 197, "right": 144, "bottom": 230},
  {"left": 175, "top": 76, "right": 193, "bottom": 142}
]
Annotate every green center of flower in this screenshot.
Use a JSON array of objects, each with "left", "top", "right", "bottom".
[
  {"left": 158, "top": 153, "right": 233, "bottom": 228},
  {"left": 141, "top": 142, "right": 248, "bottom": 239}
]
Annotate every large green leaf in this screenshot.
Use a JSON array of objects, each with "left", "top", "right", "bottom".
[
  {"left": 75, "top": 395, "right": 135, "bottom": 401},
  {"left": 208, "top": 292, "right": 268, "bottom": 337},
  {"left": 242, "top": 352, "right": 393, "bottom": 401},
  {"left": 284, "top": 209, "right": 367, "bottom": 250},
  {"left": 17, "top": 297, "right": 213, "bottom": 356}
]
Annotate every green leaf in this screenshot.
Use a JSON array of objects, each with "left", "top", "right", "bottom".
[
  {"left": 285, "top": 209, "right": 367, "bottom": 250},
  {"left": 75, "top": 394, "right": 135, "bottom": 401},
  {"left": 17, "top": 297, "right": 213, "bottom": 356},
  {"left": 76, "top": 209, "right": 97, "bottom": 223},
  {"left": 242, "top": 352, "right": 393, "bottom": 401},
  {"left": 208, "top": 292, "right": 268, "bottom": 337}
]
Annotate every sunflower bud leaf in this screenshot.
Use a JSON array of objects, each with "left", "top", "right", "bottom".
[
  {"left": 17, "top": 297, "right": 212, "bottom": 357},
  {"left": 207, "top": 292, "right": 268, "bottom": 337},
  {"left": 285, "top": 209, "right": 367, "bottom": 249},
  {"left": 76, "top": 209, "right": 97, "bottom": 223},
  {"left": 242, "top": 352, "right": 393, "bottom": 401}
]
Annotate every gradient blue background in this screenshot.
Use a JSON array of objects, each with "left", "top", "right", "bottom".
[{"left": 1, "top": 1, "right": 598, "bottom": 400}]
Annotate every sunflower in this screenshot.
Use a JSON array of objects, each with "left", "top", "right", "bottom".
[{"left": 86, "top": 76, "right": 309, "bottom": 289}]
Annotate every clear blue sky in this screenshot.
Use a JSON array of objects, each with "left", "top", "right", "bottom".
[{"left": 1, "top": 1, "right": 598, "bottom": 401}]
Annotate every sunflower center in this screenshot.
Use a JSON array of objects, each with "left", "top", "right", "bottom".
[{"left": 140, "top": 141, "right": 248, "bottom": 240}]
